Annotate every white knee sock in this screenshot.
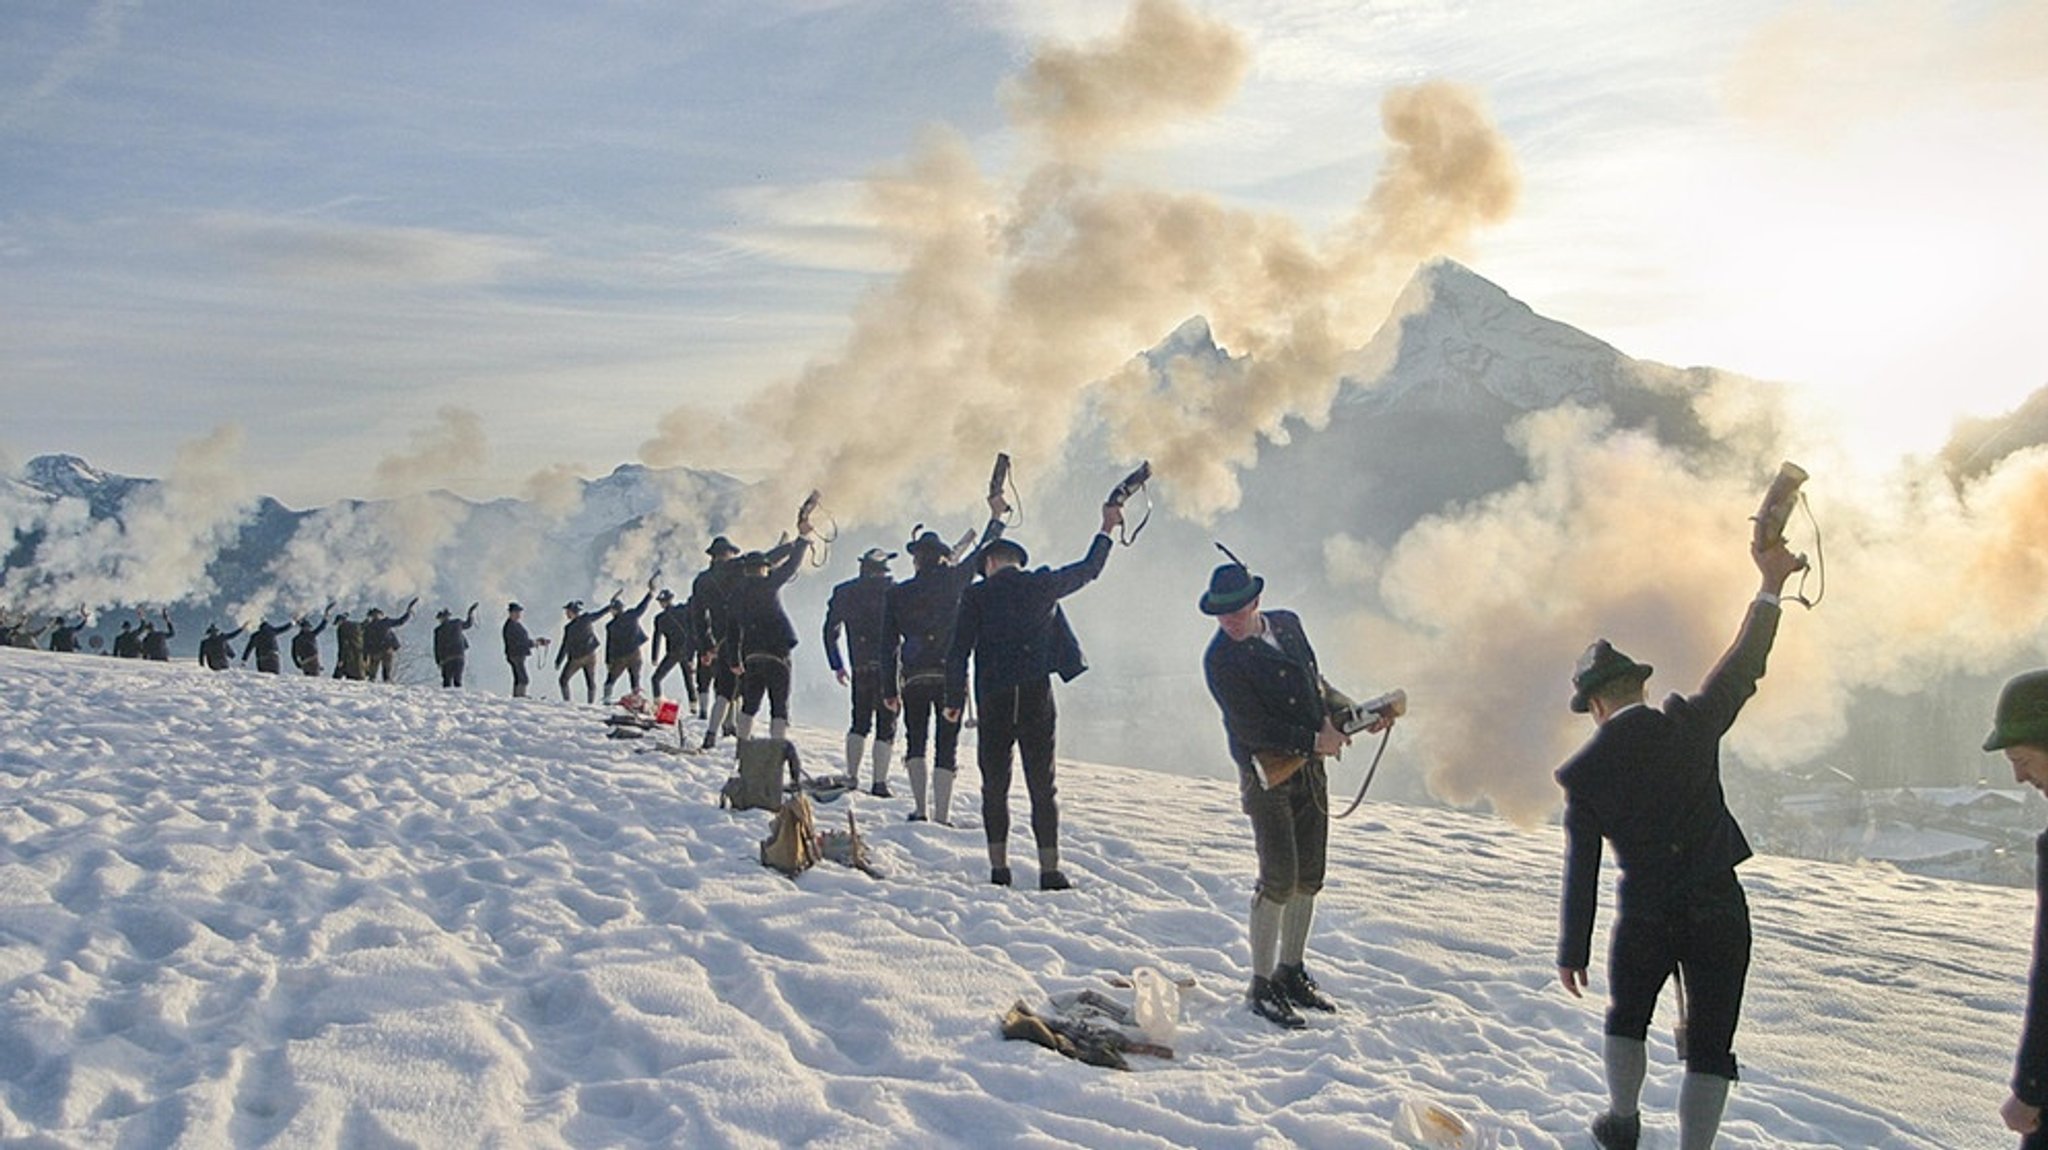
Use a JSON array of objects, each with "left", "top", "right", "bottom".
[
  {"left": 1279, "top": 893, "right": 1316, "bottom": 968},
  {"left": 1678, "top": 1072, "right": 1729, "bottom": 1150},
  {"left": 870, "top": 740, "right": 893, "bottom": 791},
  {"left": 906, "top": 757, "right": 929, "bottom": 817},
  {"left": 1605, "top": 1036, "right": 1647, "bottom": 1119},
  {"left": 1249, "top": 895, "right": 1285, "bottom": 980},
  {"left": 844, "top": 732, "right": 865, "bottom": 785}
]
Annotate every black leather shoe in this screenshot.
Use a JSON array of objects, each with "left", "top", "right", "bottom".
[
  {"left": 1247, "top": 976, "right": 1306, "bottom": 1029},
  {"left": 990, "top": 867, "right": 1012, "bottom": 887},
  {"left": 1275, "top": 963, "right": 1337, "bottom": 1013},
  {"left": 1039, "top": 870, "right": 1072, "bottom": 891},
  {"left": 1591, "top": 1111, "right": 1640, "bottom": 1150}
]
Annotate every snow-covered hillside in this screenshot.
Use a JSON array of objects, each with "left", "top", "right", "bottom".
[{"left": 0, "top": 649, "right": 2024, "bottom": 1147}]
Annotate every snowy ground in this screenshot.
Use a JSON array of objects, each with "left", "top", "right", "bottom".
[{"left": 0, "top": 649, "right": 2027, "bottom": 1148}]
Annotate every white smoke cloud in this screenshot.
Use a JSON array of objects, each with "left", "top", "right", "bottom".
[
  {"left": 642, "top": 0, "right": 1519, "bottom": 536},
  {"left": 2, "top": 425, "right": 255, "bottom": 613}
]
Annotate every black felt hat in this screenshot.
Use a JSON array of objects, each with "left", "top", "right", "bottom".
[
  {"left": 1570, "top": 640, "right": 1653, "bottom": 714},
  {"left": 906, "top": 530, "right": 950, "bottom": 559},
  {"left": 1198, "top": 563, "right": 1264, "bottom": 616},
  {"left": 706, "top": 536, "right": 740, "bottom": 558}
]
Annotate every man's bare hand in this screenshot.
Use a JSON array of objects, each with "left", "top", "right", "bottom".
[{"left": 1559, "top": 967, "right": 1587, "bottom": 999}]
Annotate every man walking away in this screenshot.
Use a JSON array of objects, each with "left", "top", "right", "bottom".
[
  {"left": 945, "top": 500, "right": 1120, "bottom": 890},
  {"left": 1554, "top": 536, "right": 1805, "bottom": 1150}
]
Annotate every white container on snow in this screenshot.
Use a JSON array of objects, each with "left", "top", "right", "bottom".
[{"left": 1130, "top": 967, "right": 1179, "bottom": 1045}]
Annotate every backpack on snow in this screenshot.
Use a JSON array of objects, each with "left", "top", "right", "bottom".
[
  {"left": 719, "top": 737, "right": 798, "bottom": 812},
  {"left": 759, "top": 794, "right": 819, "bottom": 877}
]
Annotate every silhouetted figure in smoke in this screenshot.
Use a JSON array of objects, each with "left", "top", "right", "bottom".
[
  {"left": 724, "top": 527, "right": 814, "bottom": 747},
  {"left": 503, "top": 603, "right": 540, "bottom": 698},
  {"left": 291, "top": 610, "right": 330, "bottom": 676},
  {"left": 433, "top": 603, "right": 478, "bottom": 688},
  {"left": 946, "top": 501, "right": 1121, "bottom": 891},
  {"left": 690, "top": 537, "right": 745, "bottom": 741},
  {"left": 602, "top": 580, "right": 657, "bottom": 703},
  {"left": 883, "top": 494, "right": 1009, "bottom": 823},
  {"left": 240, "top": 619, "right": 291, "bottom": 674},
  {"left": 556, "top": 600, "right": 609, "bottom": 704},
  {"left": 332, "top": 611, "right": 365, "bottom": 680},
  {"left": 197, "top": 623, "right": 243, "bottom": 671},
  {"left": 47, "top": 611, "right": 88, "bottom": 654},
  {"left": 138, "top": 611, "right": 174, "bottom": 662},
  {"left": 649, "top": 589, "right": 698, "bottom": 711},
  {"left": 362, "top": 599, "right": 417, "bottom": 683},
  {"left": 112, "top": 620, "right": 142, "bottom": 659},
  {"left": 826, "top": 547, "right": 901, "bottom": 796}
]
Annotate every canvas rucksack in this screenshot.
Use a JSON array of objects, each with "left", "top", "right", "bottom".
[
  {"left": 759, "top": 794, "right": 819, "bottom": 877},
  {"left": 719, "top": 737, "right": 797, "bottom": 811}
]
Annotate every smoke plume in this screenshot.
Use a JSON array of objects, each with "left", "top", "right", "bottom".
[
  {"left": 642, "top": 0, "right": 1519, "bottom": 535},
  {"left": 1332, "top": 373, "right": 2048, "bottom": 825},
  {"left": 3, "top": 426, "right": 255, "bottom": 613}
]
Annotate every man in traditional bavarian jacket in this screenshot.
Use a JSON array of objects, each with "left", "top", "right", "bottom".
[
  {"left": 945, "top": 501, "right": 1119, "bottom": 891},
  {"left": 690, "top": 536, "right": 745, "bottom": 748},
  {"left": 883, "top": 495, "right": 1008, "bottom": 824},
  {"left": 824, "top": 547, "right": 901, "bottom": 796},
  {"left": 1201, "top": 558, "right": 1382, "bottom": 1031},
  {"left": 1554, "top": 537, "right": 1804, "bottom": 1150},
  {"left": 1989, "top": 670, "right": 2048, "bottom": 1149}
]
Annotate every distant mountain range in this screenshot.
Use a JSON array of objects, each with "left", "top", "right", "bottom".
[{"left": 8, "top": 259, "right": 2044, "bottom": 794}]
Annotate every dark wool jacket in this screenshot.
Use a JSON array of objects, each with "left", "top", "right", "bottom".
[
  {"left": 334, "top": 619, "right": 364, "bottom": 660},
  {"left": 113, "top": 627, "right": 142, "bottom": 659},
  {"left": 688, "top": 559, "right": 743, "bottom": 653},
  {"left": 823, "top": 573, "right": 892, "bottom": 675},
  {"left": 433, "top": 613, "right": 475, "bottom": 663},
  {"left": 292, "top": 618, "right": 327, "bottom": 668},
  {"left": 2019, "top": 831, "right": 2048, "bottom": 1106},
  {"left": 558, "top": 606, "right": 609, "bottom": 663},
  {"left": 651, "top": 603, "right": 693, "bottom": 664},
  {"left": 139, "top": 622, "right": 173, "bottom": 661},
  {"left": 945, "top": 533, "right": 1109, "bottom": 708},
  {"left": 726, "top": 539, "right": 809, "bottom": 662},
  {"left": 604, "top": 590, "right": 654, "bottom": 661},
  {"left": 882, "top": 519, "right": 1005, "bottom": 689},
  {"left": 198, "top": 627, "right": 243, "bottom": 670},
  {"left": 1554, "top": 599, "right": 1780, "bottom": 971},
  {"left": 242, "top": 621, "right": 289, "bottom": 663},
  {"left": 363, "top": 606, "right": 413, "bottom": 655},
  {"left": 1202, "top": 610, "right": 1337, "bottom": 782},
  {"left": 48, "top": 618, "right": 85, "bottom": 653},
  {"left": 502, "top": 618, "right": 535, "bottom": 661}
]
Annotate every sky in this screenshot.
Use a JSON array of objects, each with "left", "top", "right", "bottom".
[
  {"left": 0, "top": 644, "right": 2023, "bottom": 1147},
  {"left": 2, "top": 0, "right": 2046, "bottom": 508}
]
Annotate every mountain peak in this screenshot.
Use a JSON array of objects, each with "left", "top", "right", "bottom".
[
  {"left": 1342, "top": 259, "right": 1628, "bottom": 415},
  {"left": 21, "top": 454, "right": 122, "bottom": 498}
]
